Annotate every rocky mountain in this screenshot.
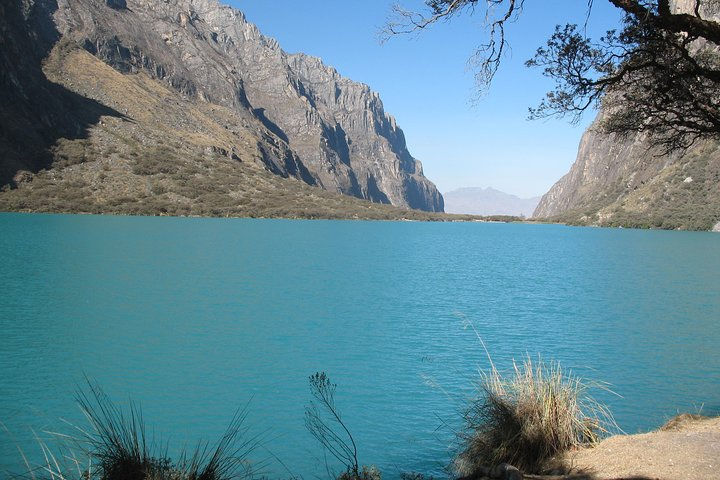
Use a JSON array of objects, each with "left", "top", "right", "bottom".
[
  {"left": 444, "top": 187, "right": 540, "bottom": 217},
  {"left": 0, "top": 0, "right": 444, "bottom": 216},
  {"left": 534, "top": 0, "right": 720, "bottom": 231},
  {"left": 533, "top": 119, "right": 720, "bottom": 230}
]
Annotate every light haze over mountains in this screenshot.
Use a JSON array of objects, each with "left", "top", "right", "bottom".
[{"left": 443, "top": 187, "right": 541, "bottom": 218}]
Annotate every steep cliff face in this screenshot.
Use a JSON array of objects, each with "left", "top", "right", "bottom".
[
  {"left": 534, "top": 119, "right": 720, "bottom": 230},
  {"left": 534, "top": 1, "right": 720, "bottom": 231},
  {"left": 534, "top": 118, "right": 681, "bottom": 217},
  {"left": 2, "top": 0, "right": 442, "bottom": 212}
]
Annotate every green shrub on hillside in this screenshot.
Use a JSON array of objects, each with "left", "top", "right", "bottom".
[{"left": 132, "top": 146, "right": 179, "bottom": 175}]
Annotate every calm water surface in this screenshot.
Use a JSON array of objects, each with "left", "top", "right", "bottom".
[{"left": 1, "top": 213, "right": 719, "bottom": 478}]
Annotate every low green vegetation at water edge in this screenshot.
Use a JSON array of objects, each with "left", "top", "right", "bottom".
[{"left": 11, "top": 362, "right": 617, "bottom": 479}]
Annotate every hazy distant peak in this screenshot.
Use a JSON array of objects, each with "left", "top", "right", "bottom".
[{"left": 443, "top": 187, "right": 540, "bottom": 217}]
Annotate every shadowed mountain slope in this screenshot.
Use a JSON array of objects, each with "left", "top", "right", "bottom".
[{"left": 0, "top": 0, "right": 444, "bottom": 215}]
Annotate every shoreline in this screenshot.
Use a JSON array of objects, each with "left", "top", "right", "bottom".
[{"left": 537, "top": 414, "right": 720, "bottom": 480}]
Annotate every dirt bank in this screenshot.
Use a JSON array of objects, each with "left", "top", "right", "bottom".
[{"left": 548, "top": 414, "right": 720, "bottom": 480}]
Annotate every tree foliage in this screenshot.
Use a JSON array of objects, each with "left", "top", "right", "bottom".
[{"left": 385, "top": 0, "right": 720, "bottom": 150}]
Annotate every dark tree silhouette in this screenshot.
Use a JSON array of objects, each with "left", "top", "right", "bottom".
[{"left": 385, "top": 0, "right": 720, "bottom": 150}]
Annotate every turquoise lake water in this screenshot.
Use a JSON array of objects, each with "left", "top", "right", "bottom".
[{"left": 1, "top": 213, "right": 719, "bottom": 478}]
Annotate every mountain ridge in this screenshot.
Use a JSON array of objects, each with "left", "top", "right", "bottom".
[
  {"left": 533, "top": 100, "right": 720, "bottom": 232},
  {"left": 0, "top": 0, "right": 444, "bottom": 215}
]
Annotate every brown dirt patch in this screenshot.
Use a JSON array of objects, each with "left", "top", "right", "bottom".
[{"left": 552, "top": 415, "right": 720, "bottom": 480}]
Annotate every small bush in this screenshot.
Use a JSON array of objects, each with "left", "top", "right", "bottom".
[
  {"left": 399, "top": 472, "right": 435, "bottom": 480},
  {"left": 53, "top": 139, "right": 91, "bottom": 168},
  {"left": 132, "top": 147, "right": 179, "bottom": 176},
  {"left": 337, "top": 465, "right": 381, "bottom": 480},
  {"left": 455, "top": 356, "right": 616, "bottom": 475}
]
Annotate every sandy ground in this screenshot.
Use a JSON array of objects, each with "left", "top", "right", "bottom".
[{"left": 542, "top": 414, "right": 720, "bottom": 480}]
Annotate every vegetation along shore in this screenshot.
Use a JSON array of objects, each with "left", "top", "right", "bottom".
[{"left": 8, "top": 362, "right": 718, "bottom": 480}]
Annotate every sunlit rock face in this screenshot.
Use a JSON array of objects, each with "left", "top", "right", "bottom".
[
  {"left": 534, "top": 0, "right": 720, "bottom": 230},
  {"left": 40, "top": 0, "right": 443, "bottom": 211}
]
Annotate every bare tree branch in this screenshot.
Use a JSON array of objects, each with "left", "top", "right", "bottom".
[
  {"left": 305, "top": 372, "right": 359, "bottom": 475},
  {"left": 383, "top": 0, "right": 525, "bottom": 91},
  {"left": 383, "top": 1, "right": 720, "bottom": 150}
]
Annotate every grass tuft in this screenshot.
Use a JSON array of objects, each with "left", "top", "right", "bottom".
[
  {"left": 14, "top": 381, "right": 259, "bottom": 480},
  {"left": 455, "top": 355, "right": 617, "bottom": 475}
]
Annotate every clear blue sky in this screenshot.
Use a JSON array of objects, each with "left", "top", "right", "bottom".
[{"left": 231, "top": 1, "right": 624, "bottom": 198}]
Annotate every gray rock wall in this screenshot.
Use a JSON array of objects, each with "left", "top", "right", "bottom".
[
  {"left": 534, "top": 0, "right": 719, "bottom": 227},
  {"left": 49, "top": 0, "right": 443, "bottom": 211},
  {"left": 533, "top": 120, "right": 680, "bottom": 218}
]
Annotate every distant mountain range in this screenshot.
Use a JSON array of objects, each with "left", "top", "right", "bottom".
[{"left": 443, "top": 187, "right": 541, "bottom": 218}]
